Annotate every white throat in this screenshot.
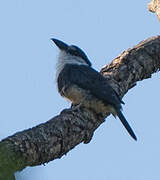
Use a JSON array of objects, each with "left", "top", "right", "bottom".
[{"left": 56, "top": 50, "right": 88, "bottom": 80}]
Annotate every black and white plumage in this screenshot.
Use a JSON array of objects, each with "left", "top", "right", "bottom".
[{"left": 51, "top": 38, "right": 137, "bottom": 141}]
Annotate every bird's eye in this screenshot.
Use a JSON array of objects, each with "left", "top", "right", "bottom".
[
  {"left": 68, "top": 46, "right": 78, "bottom": 56},
  {"left": 69, "top": 46, "right": 77, "bottom": 51},
  {"left": 67, "top": 45, "right": 92, "bottom": 66}
]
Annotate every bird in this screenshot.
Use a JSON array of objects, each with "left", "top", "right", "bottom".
[{"left": 51, "top": 38, "right": 137, "bottom": 141}]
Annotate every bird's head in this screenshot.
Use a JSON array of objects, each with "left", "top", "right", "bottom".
[{"left": 51, "top": 38, "right": 92, "bottom": 67}]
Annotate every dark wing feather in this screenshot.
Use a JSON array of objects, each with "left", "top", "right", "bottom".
[{"left": 59, "top": 64, "right": 122, "bottom": 109}]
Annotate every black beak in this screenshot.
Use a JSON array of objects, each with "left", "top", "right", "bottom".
[{"left": 51, "top": 38, "right": 68, "bottom": 51}]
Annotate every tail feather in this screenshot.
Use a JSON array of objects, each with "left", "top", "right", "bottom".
[{"left": 116, "top": 109, "right": 137, "bottom": 141}]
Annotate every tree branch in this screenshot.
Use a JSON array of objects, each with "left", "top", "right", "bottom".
[
  {"left": 148, "top": 0, "right": 160, "bottom": 21},
  {"left": 0, "top": 36, "right": 160, "bottom": 178}
]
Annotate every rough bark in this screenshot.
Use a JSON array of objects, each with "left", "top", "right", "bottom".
[
  {"left": 148, "top": 0, "right": 160, "bottom": 21},
  {"left": 0, "top": 36, "right": 160, "bottom": 179}
]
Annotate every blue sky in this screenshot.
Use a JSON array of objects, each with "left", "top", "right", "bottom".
[{"left": 0, "top": 1, "right": 159, "bottom": 180}]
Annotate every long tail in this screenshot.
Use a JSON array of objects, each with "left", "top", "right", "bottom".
[{"left": 116, "top": 109, "right": 137, "bottom": 141}]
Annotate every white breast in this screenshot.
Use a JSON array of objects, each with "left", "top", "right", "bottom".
[{"left": 56, "top": 50, "right": 88, "bottom": 81}]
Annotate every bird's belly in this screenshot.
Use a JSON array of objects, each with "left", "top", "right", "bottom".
[
  {"left": 62, "top": 85, "right": 87, "bottom": 104},
  {"left": 62, "top": 85, "right": 116, "bottom": 115}
]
